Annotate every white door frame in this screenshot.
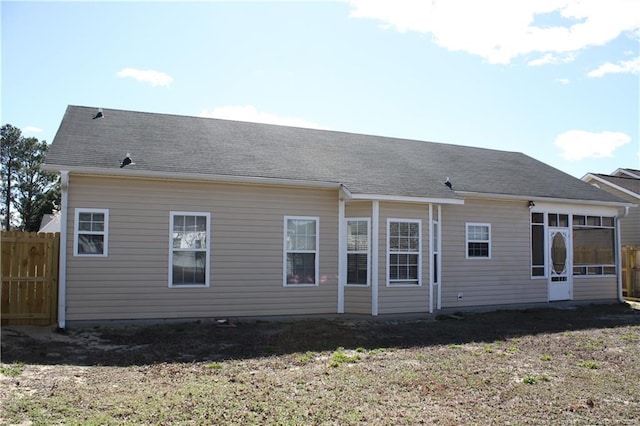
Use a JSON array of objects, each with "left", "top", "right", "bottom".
[{"left": 548, "top": 227, "right": 572, "bottom": 301}]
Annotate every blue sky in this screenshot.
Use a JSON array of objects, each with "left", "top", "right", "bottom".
[{"left": 2, "top": 0, "right": 639, "bottom": 178}]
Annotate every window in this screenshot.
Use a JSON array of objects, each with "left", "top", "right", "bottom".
[
  {"left": 284, "top": 216, "right": 319, "bottom": 286},
  {"left": 531, "top": 213, "right": 545, "bottom": 277},
  {"left": 74, "top": 208, "right": 109, "bottom": 256},
  {"left": 572, "top": 215, "right": 615, "bottom": 276},
  {"left": 466, "top": 223, "right": 491, "bottom": 259},
  {"left": 347, "top": 219, "right": 369, "bottom": 285},
  {"left": 387, "top": 219, "right": 421, "bottom": 286},
  {"left": 170, "top": 212, "right": 210, "bottom": 287}
]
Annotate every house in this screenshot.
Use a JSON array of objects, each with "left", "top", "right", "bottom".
[
  {"left": 43, "top": 106, "right": 633, "bottom": 327},
  {"left": 38, "top": 211, "right": 62, "bottom": 233},
  {"left": 581, "top": 169, "right": 640, "bottom": 248}
]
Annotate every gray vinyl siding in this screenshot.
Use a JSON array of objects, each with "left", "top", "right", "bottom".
[
  {"left": 573, "top": 276, "right": 618, "bottom": 300},
  {"left": 590, "top": 184, "right": 639, "bottom": 247},
  {"left": 65, "top": 175, "right": 339, "bottom": 321},
  {"left": 440, "top": 199, "right": 546, "bottom": 308},
  {"left": 344, "top": 201, "right": 372, "bottom": 314},
  {"left": 377, "top": 203, "right": 431, "bottom": 314}
]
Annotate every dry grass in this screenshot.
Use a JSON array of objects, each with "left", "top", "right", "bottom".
[{"left": 1, "top": 303, "right": 639, "bottom": 425}]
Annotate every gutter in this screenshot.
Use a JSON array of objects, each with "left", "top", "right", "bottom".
[
  {"left": 456, "top": 190, "right": 633, "bottom": 208},
  {"left": 58, "top": 171, "right": 69, "bottom": 329}
]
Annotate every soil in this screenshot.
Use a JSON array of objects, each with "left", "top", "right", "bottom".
[{"left": 2, "top": 302, "right": 639, "bottom": 367}]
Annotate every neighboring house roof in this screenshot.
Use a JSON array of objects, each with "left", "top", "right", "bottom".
[
  {"left": 44, "top": 105, "right": 627, "bottom": 205},
  {"left": 38, "top": 212, "right": 61, "bottom": 233},
  {"left": 613, "top": 168, "right": 640, "bottom": 179},
  {"left": 583, "top": 173, "right": 640, "bottom": 200}
]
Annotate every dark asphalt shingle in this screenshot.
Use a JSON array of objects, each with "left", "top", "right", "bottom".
[{"left": 44, "top": 105, "right": 625, "bottom": 204}]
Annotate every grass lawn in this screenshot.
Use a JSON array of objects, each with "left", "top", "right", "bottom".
[{"left": 1, "top": 303, "right": 639, "bottom": 425}]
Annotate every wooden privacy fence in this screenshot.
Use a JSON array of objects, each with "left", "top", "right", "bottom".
[
  {"left": 621, "top": 246, "right": 639, "bottom": 301},
  {"left": 1, "top": 232, "right": 60, "bottom": 325}
]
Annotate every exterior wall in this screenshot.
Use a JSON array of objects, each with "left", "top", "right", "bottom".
[
  {"left": 344, "top": 201, "right": 372, "bottom": 314},
  {"left": 65, "top": 175, "right": 339, "bottom": 321},
  {"left": 377, "top": 203, "right": 431, "bottom": 314},
  {"left": 573, "top": 276, "right": 618, "bottom": 300},
  {"left": 588, "top": 183, "right": 639, "bottom": 247},
  {"left": 440, "top": 199, "right": 546, "bottom": 308}
]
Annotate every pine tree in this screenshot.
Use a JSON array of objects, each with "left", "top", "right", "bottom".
[{"left": 1, "top": 124, "right": 60, "bottom": 231}]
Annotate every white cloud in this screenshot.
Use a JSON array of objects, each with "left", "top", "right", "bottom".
[
  {"left": 199, "top": 105, "right": 329, "bottom": 130},
  {"left": 554, "top": 78, "right": 570, "bottom": 84},
  {"left": 116, "top": 68, "right": 173, "bottom": 87},
  {"left": 346, "top": 0, "right": 640, "bottom": 65},
  {"left": 555, "top": 130, "right": 631, "bottom": 161},
  {"left": 587, "top": 56, "right": 640, "bottom": 77},
  {"left": 22, "top": 126, "right": 43, "bottom": 133}
]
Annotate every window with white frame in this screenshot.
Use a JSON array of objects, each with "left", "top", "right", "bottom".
[
  {"left": 572, "top": 215, "right": 616, "bottom": 276},
  {"left": 347, "top": 219, "right": 369, "bottom": 285},
  {"left": 284, "top": 216, "right": 319, "bottom": 286},
  {"left": 74, "top": 208, "right": 109, "bottom": 256},
  {"left": 466, "top": 223, "right": 491, "bottom": 259},
  {"left": 387, "top": 219, "right": 421, "bottom": 286},
  {"left": 530, "top": 213, "right": 545, "bottom": 277},
  {"left": 170, "top": 212, "right": 210, "bottom": 287}
]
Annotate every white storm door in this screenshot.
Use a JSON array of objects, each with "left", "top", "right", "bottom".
[{"left": 548, "top": 228, "right": 572, "bottom": 301}]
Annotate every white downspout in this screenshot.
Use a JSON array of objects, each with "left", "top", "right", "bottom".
[
  {"left": 371, "top": 200, "right": 379, "bottom": 316},
  {"left": 58, "top": 171, "right": 69, "bottom": 329},
  {"left": 337, "top": 196, "right": 346, "bottom": 314},
  {"left": 428, "top": 204, "right": 433, "bottom": 314},
  {"left": 437, "top": 205, "right": 442, "bottom": 310},
  {"left": 616, "top": 206, "right": 630, "bottom": 303}
]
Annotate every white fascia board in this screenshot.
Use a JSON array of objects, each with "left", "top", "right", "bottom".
[
  {"left": 581, "top": 174, "right": 640, "bottom": 200},
  {"left": 456, "top": 190, "right": 634, "bottom": 208},
  {"left": 613, "top": 168, "right": 640, "bottom": 179},
  {"left": 345, "top": 192, "right": 464, "bottom": 205},
  {"left": 42, "top": 164, "right": 342, "bottom": 190}
]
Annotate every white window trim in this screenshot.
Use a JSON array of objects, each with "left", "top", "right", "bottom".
[
  {"left": 283, "top": 216, "right": 320, "bottom": 287},
  {"left": 73, "top": 208, "right": 109, "bottom": 257},
  {"left": 168, "top": 211, "right": 211, "bottom": 288},
  {"left": 572, "top": 215, "right": 616, "bottom": 277},
  {"left": 386, "top": 218, "right": 422, "bottom": 287},
  {"left": 466, "top": 222, "right": 491, "bottom": 259},
  {"left": 530, "top": 213, "right": 546, "bottom": 279},
  {"left": 346, "top": 218, "right": 371, "bottom": 287}
]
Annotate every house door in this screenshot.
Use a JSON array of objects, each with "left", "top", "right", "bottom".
[{"left": 548, "top": 228, "right": 572, "bottom": 301}]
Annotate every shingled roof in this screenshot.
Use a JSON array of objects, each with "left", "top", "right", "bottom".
[
  {"left": 44, "top": 105, "right": 626, "bottom": 204},
  {"left": 590, "top": 174, "right": 640, "bottom": 198}
]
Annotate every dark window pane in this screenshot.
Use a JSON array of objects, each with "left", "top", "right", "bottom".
[
  {"left": 468, "top": 242, "right": 489, "bottom": 258},
  {"left": 287, "top": 253, "right": 316, "bottom": 284},
  {"left": 347, "top": 253, "right": 368, "bottom": 284},
  {"left": 172, "top": 251, "right": 206, "bottom": 285},
  {"left": 531, "top": 212, "right": 544, "bottom": 224},
  {"left": 531, "top": 224, "right": 544, "bottom": 266},
  {"left": 77, "top": 234, "right": 104, "bottom": 254}
]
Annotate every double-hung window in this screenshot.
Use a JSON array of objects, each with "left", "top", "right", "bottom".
[
  {"left": 170, "top": 212, "right": 210, "bottom": 287},
  {"left": 466, "top": 223, "right": 491, "bottom": 259},
  {"left": 387, "top": 219, "right": 421, "bottom": 286},
  {"left": 346, "top": 219, "right": 369, "bottom": 286},
  {"left": 284, "top": 216, "right": 319, "bottom": 286},
  {"left": 74, "top": 208, "right": 109, "bottom": 256}
]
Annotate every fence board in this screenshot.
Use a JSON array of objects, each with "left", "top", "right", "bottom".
[{"left": 1, "top": 231, "right": 60, "bottom": 325}]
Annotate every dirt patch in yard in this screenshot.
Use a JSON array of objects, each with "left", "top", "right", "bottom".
[{"left": 1, "top": 303, "right": 639, "bottom": 425}]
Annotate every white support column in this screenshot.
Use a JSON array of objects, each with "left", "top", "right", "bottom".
[
  {"left": 58, "top": 171, "right": 69, "bottom": 329},
  {"left": 371, "top": 200, "right": 379, "bottom": 316},
  {"left": 338, "top": 197, "right": 346, "bottom": 313}
]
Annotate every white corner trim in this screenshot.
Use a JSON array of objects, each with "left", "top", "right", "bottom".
[
  {"left": 58, "top": 171, "right": 69, "bottom": 329},
  {"left": 371, "top": 201, "right": 379, "bottom": 316}
]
